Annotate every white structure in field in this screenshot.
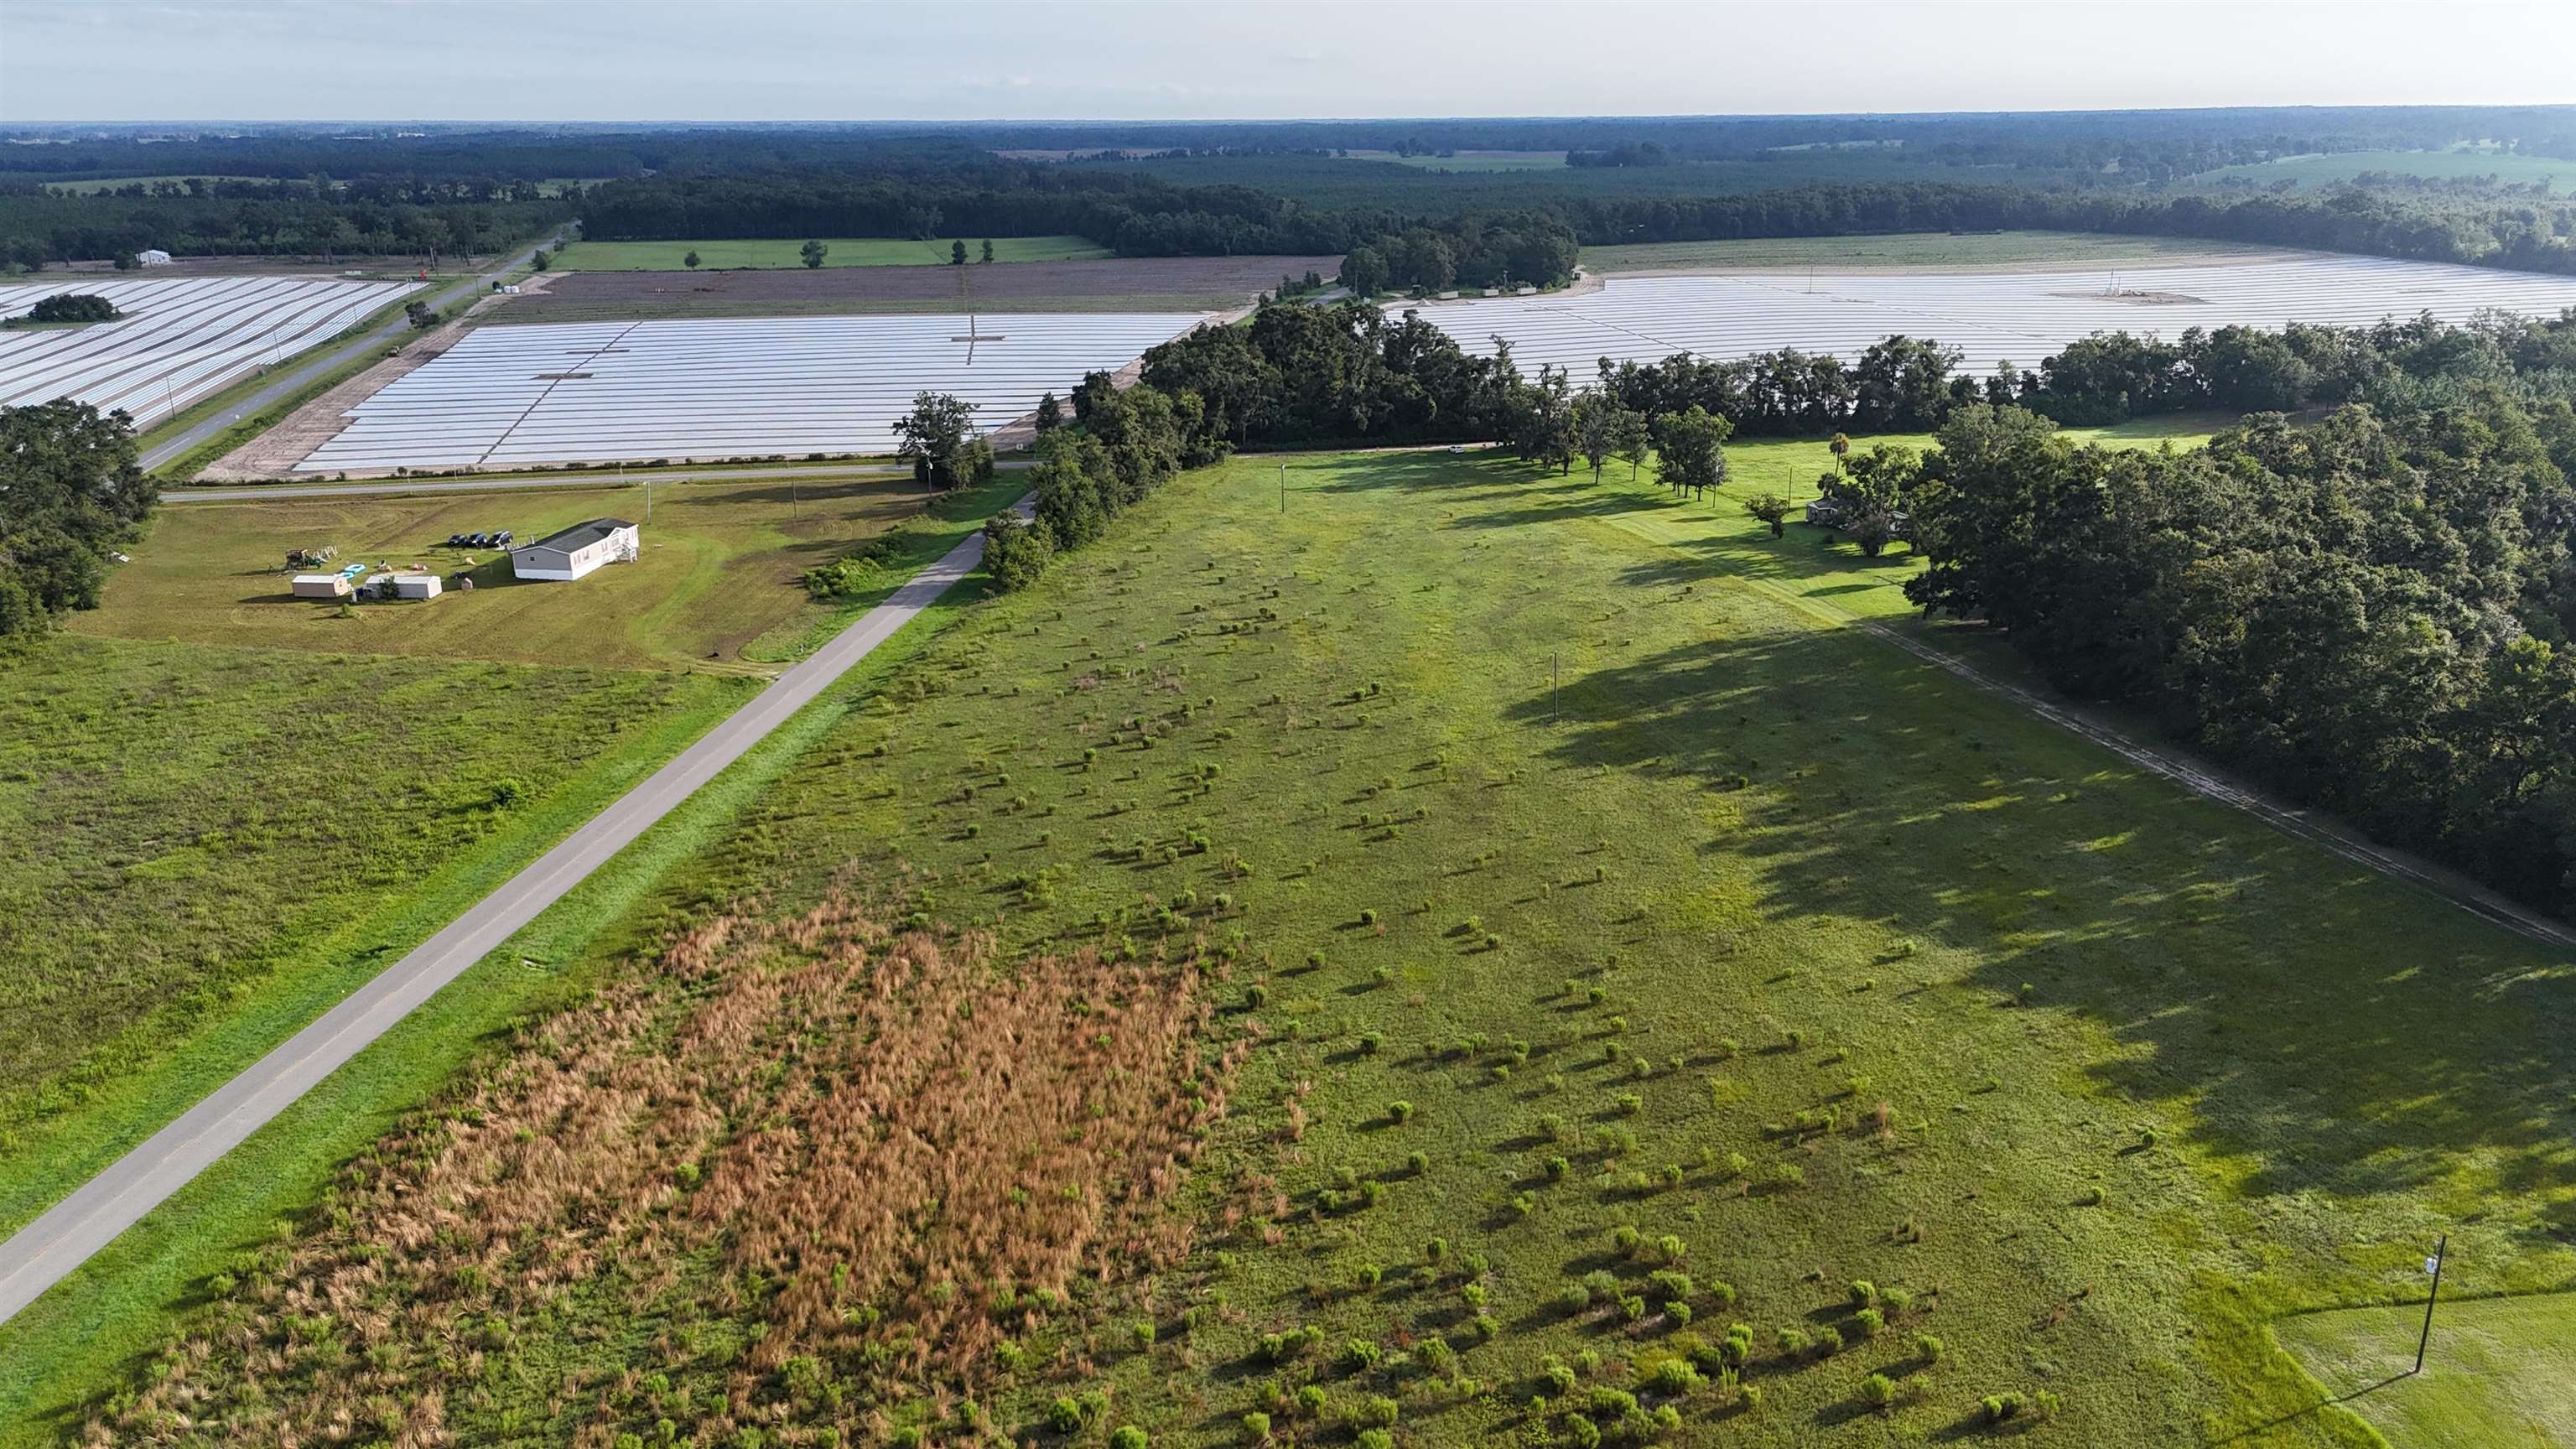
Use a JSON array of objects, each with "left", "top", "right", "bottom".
[
  {"left": 294, "top": 310, "right": 1206, "bottom": 471},
  {"left": 136, "top": 249, "right": 173, "bottom": 267},
  {"left": 1402, "top": 256, "right": 2576, "bottom": 378},
  {"left": 510, "top": 517, "right": 639, "bottom": 582},
  {"left": 0, "top": 274, "right": 420, "bottom": 427}
]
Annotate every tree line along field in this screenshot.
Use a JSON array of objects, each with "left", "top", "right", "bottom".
[
  {"left": 552, "top": 236, "right": 1114, "bottom": 271},
  {"left": 61, "top": 444, "right": 2575, "bottom": 1446},
  {"left": 0, "top": 636, "right": 754, "bottom": 1244}
]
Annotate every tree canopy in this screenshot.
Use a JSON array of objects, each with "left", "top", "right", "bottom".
[{"left": 0, "top": 401, "right": 155, "bottom": 641}]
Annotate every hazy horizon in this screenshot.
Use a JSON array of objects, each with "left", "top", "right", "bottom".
[{"left": 6, "top": 0, "right": 2573, "bottom": 127}]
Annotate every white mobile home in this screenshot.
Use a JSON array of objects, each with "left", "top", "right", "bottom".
[{"left": 509, "top": 518, "right": 638, "bottom": 582}]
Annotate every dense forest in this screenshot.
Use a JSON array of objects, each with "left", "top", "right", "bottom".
[
  {"left": 0, "top": 177, "right": 567, "bottom": 267},
  {"left": 0, "top": 401, "right": 157, "bottom": 641},
  {"left": 7, "top": 109, "right": 2573, "bottom": 273}
]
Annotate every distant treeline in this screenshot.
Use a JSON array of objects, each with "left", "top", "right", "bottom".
[
  {"left": 0, "top": 177, "right": 568, "bottom": 267},
  {"left": 10, "top": 108, "right": 2570, "bottom": 188},
  {"left": 1546, "top": 182, "right": 2576, "bottom": 274}
]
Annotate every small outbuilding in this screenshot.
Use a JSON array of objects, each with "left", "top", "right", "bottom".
[
  {"left": 509, "top": 517, "right": 639, "bottom": 582},
  {"left": 391, "top": 574, "right": 444, "bottom": 600},
  {"left": 136, "top": 248, "right": 173, "bottom": 267},
  {"left": 291, "top": 573, "right": 351, "bottom": 599}
]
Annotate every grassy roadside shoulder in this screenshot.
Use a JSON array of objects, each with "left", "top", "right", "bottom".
[
  {"left": 0, "top": 670, "right": 757, "bottom": 1241},
  {"left": 0, "top": 563, "right": 1002, "bottom": 1447}
]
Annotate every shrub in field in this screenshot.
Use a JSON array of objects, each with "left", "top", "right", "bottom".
[
  {"left": 1915, "top": 1332, "right": 1944, "bottom": 1363},
  {"left": 1564, "top": 1414, "right": 1602, "bottom": 1449},
  {"left": 1850, "top": 1280, "right": 1877, "bottom": 1307},
  {"left": 1343, "top": 1338, "right": 1383, "bottom": 1372},
  {"left": 1355, "top": 1433, "right": 1394, "bottom": 1449},
  {"left": 1545, "top": 1357, "right": 1581, "bottom": 1392},
  {"left": 1861, "top": 1373, "right": 1898, "bottom": 1412},
  {"left": 1296, "top": 1384, "right": 1329, "bottom": 1417},
  {"left": 1641, "top": 1357, "right": 1702, "bottom": 1395},
  {"left": 1775, "top": 1327, "right": 1810, "bottom": 1358},
  {"left": 1354, "top": 1394, "right": 1400, "bottom": 1428},
  {"left": 1111, "top": 1428, "right": 1149, "bottom": 1449},
  {"left": 1239, "top": 1411, "right": 1272, "bottom": 1443},
  {"left": 1853, "top": 1307, "right": 1883, "bottom": 1338},
  {"left": 1558, "top": 1283, "right": 1594, "bottom": 1315},
  {"left": 1814, "top": 1326, "right": 1844, "bottom": 1356},
  {"left": 1388, "top": 1099, "right": 1415, "bottom": 1123}
]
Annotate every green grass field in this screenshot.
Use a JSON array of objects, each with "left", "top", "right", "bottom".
[
  {"left": 2277, "top": 1294, "right": 2576, "bottom": 1446},
  {"left": 549, "top": 235, "right": 1113, "bottom": 271},
  {"left": 72, "top": 470, "right": 952, "bottom": 672},
  {"left": 0, "top": 635, "right": 752, "bottom": 1232},
  {"left": 1582, "top": 231, "right": 2290, "bottom": 273},
  {"left": 2191, "top": 148, "right": 2571, "bottom": 189},
  {"left": 0, "top": 473, "right": 1040, "bottom": 1446},
  {"left": 49, "top": 438, "right": 2576, "bottom": 1446}
]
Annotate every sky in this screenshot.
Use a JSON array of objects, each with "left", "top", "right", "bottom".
[{"left": 3, "top": 0, "right": 2572, "bottom": 124}]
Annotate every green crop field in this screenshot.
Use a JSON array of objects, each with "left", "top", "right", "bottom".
[
  {"left": 549, "top": 235, "right": 1114, "bottom": 271},
  {"left": 49, "top": 438, "right": 2576, "bottom": 1447},
  {"left": 1582, "top": 231, "right": 2291, "bottom": 273},
  {"left": 70, "top": 471, "right": 958, "bottom": 672},
  {"left": 0, "top": 635, "right": 752, "bottom": 1236},
  {"left": 2191, "top": 148, "right": 2571, "bottom": 189},
  {"left": 2276, "top": 1293, "right": 2576, "bottom": 1446}
]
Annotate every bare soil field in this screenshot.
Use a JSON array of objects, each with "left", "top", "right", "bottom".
[{"left": 493, "top": 254, "right": 1338, "bottom": 323}]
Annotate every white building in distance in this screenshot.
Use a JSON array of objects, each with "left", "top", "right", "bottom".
[{"left": 509, "top": 517, "right": 638, "bottom": 582}]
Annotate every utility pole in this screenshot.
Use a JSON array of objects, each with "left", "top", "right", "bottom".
[{"left": 2414, "top": 1234, "right": 2447, "bottom": 1375}]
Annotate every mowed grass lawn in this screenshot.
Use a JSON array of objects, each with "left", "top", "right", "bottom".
[
  {"left": 1583, "top": 231, "right": 2291, "bottom": 273},
  {"left": 142, "top": 443, "right": 2573, "bottom": 1446},
  {"left": 0, "top": 635, "right": 752, "bottom": 1236},
  {"left": 2277, "top": 1293, "right": 2576, "bottom": 1446},
  {"left": 550, "top": 235, "right": 1113, "bottom": 270},
  {"left": 73, "top": 471, "right": 948, "bottom": 671}
]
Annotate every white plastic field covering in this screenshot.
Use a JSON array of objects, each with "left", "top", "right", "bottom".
[
  {"left": 0, "top": 275, "right": 419, "bottom": 428},
  {"left": 1408, "top": 256, "right": 2576, "bottom": 377},
  {"left": 298, "top": 312, "right": 1206, "bottom": 471}
]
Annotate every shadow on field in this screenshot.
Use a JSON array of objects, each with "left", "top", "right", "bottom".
[{"left": 1498, "top": 599, "right": 2576, "bottom": 1228}]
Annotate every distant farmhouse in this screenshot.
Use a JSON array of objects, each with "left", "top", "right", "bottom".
[
  {"left": 136, "top": 248, "right": 173, "bottom": 266},
  {"left": 509, "top": 518, "right": 639, "bottom": 582}
]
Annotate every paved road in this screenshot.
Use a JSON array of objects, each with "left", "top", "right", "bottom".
[
  {"left": 165, "top": 458, "right": 1031, "bottom": 504},
  {"left": 137, "top": 233, "right": 569, "bottom": 474},
  {"left": 0, "top": 507, "right": 1016, "bottom": 1327}
]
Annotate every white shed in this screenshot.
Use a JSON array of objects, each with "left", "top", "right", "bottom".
[
  {"left": 290, "top": 573, "right": 351, "bottom": 599},
  {"left": 391, "top": 574, "right": 443, "bottom": 600},
  {"left": 136, "top": 248, "right": 174, "bottom": 267},
  {"left": 509, "top": 517, "right": 638, "bottom": 582}
]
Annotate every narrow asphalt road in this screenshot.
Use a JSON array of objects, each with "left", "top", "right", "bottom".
[
  {"left": 137, "top": 233, "right": 569, "bottom": 474},
  {"left": 165, "top": 458, "right": 1031, "bottom": 504},
  {"left": 0, "top": 506, "right": 1015, "bottom": 1327}
]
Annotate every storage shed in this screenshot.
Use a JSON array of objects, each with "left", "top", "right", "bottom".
[
  {"left": 136, "top": 248, "right": 174, "bottom": 267},
  {"left": 391, "top": 574, "right": 443, "bottom": 600},
  {"left": 291, "top": 573, "right": 351, "bottom": 599},
  {"left": 509, "top": 517, "right": 639, "bottom": 582}
]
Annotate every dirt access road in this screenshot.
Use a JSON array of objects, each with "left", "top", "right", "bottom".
[{"left": 0, "top": 503, "right": 1021, "bottom": 1327}]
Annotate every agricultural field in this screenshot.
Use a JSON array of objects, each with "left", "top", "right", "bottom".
[
  {"left": 1581, "top": 231, "right": 2292, "bottom": 274},
  {"left": 59, "top": 444, "right": 2576, "bottom": 1447},
  {"left": 0, "top": 634, "right": 752, "bottom": 1242},
  {"left": 501, "top": 254, "right": 1340, "bottom": 324},
  {"left": 1414, "top": 256, "right": 2576, "bottom": 377},
  {"left": 2275, "top": 1292, "right": 2576, "bottom": 1447},
  {"left": 552, "top": 236, "right": 1115, "bottom": 270},
  {"left": 292, "top": 311, "right": 1204, "bottom": 471},
  {"left": 71, "top": 470, "right": 963, "bottom": 670},
  {"left": 2190, "top": 148, "right": 2573, "bottom": 188},
  {"left": 0, "top": 275, "right": 418, "bottom": 428}
]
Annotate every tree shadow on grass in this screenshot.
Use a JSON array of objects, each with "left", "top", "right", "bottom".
[{"left": 1501, "top": 621, "right": 2576, "bottom": 1233}]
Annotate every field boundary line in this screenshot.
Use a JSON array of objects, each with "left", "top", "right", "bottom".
[{"left": 0, "top": 501, "right": 1023, "bottom": 1327}]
